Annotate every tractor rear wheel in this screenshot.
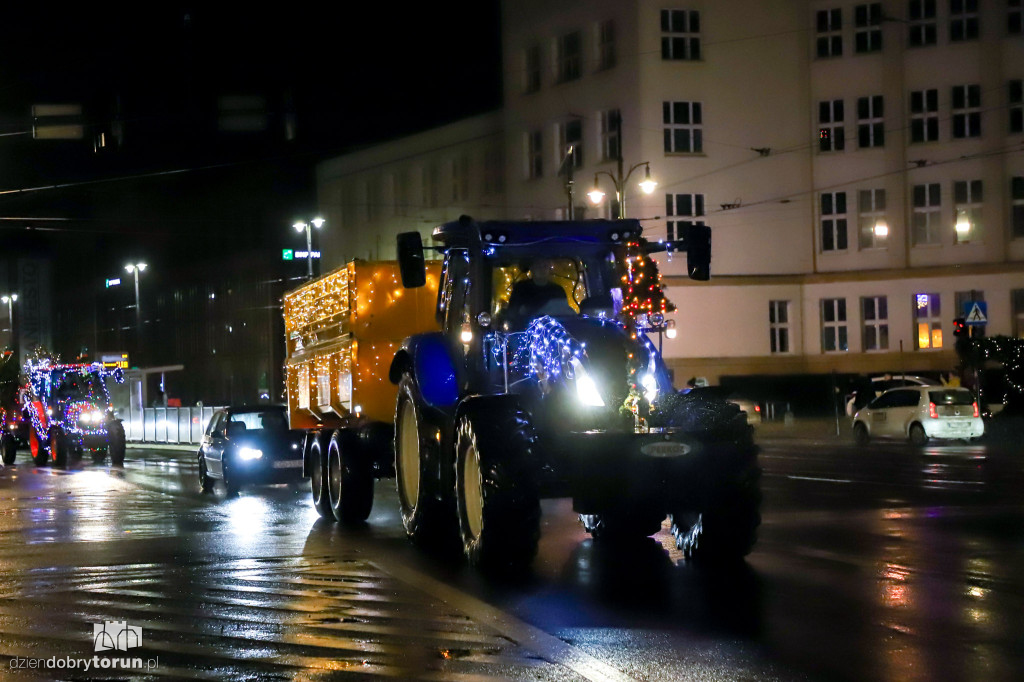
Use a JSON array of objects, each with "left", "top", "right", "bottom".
[{"left": 49, "top": 429, "right": 69, "bottom": 468}]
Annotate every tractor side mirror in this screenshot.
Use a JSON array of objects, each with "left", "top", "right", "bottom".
[
  {"left": 686, "top": 223, "right": 711, "bottom": 281},
  {"left": 397, "top": 231, "right": 426, "bottom": 288}
]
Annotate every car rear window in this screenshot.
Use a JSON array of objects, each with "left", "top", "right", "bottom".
[{"left": 928, "top": 390, "right": 974, "bottom": 406}]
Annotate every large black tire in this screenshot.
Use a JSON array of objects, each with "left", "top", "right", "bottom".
[
  {"left": 327, "top": 430, "right": 374, "bottom": 523},
  {"left": 49, "top": 428, "right": 69, "bottom": 468},
  {"left": 853, "top": 421, "right": 869, "bottom": 446},
  {"left": 672, "top": 460, "right": 761, "bottom": 562},
  {"left": 1, "top": 434, "right": 16, "bottom": 465},
  {"left": 454, "top": 400, "right": 541, "bottom": 571},
  {"left": 30, "top": 428, "right": 49, "bottom": 466},
  {"left": 581, "top": 509, "right": 666, "bottom": 543},
  {"left": 108, "top": 421, "right": 126, "bottom": 466},
  {"left": 309, "top": 435, "right": 333, "bottom": 518},
  {"left": 395, "top": 374, "right": 454, "bottom": 545},
  {"left": 198, "top": 453, "right": 215, "bottom": 493}
]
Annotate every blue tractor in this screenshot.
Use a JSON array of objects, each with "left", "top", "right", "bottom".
[{"left": 390, "top": 217, "right": 760, "bottom": 570}]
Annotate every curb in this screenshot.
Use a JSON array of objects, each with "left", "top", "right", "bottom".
[{"left": 127, "top": 442, "right": 197, "bottom": 453}]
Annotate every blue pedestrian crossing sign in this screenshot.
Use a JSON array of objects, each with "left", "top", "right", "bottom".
[{"left": 963, "top": 301, "right": 987, "bottom": 325}]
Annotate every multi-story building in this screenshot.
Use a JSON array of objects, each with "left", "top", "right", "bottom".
[{"left": 317, "top": 0, "right": 1024, "bottom": 388}]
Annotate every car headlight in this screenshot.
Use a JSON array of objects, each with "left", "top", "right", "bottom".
[
  {"left": 571, "top": 358, "right": 605, "bottom": 407},
  {"left": 238, "top": 447, "right": 263, "bottom": 461}
]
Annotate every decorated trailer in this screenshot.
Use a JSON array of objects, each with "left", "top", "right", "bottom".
[{"left": 284, "top": 260, "right": 439, "bottom": 521}]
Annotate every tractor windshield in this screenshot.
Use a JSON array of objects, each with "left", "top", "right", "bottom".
[{"left": 54, "top": 373, "right": 104, "bottom": 402}]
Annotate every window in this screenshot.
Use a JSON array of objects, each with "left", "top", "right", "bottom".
[
  {"left": 816, "top": 8, "right": 843, "bottom": 57},
  {"left": 955, "top": 290, "right": 985, "bottom": 335},
  {"left": 953, "top": 179, "right": 982, "bottom": 243},
  {"left": 1011, "top": 0, "right": 1023, "bottom": 34},
  {"left": 1011, "top": 176, "right": 1024, "bottom": 239},
  {"left": 663, "top": 101, "right": 703, "bottom": 153},
  {"left": 661, "top": 9, "right": 701, "bottom": 60},
  {"left": 526, "top": 130, "right": 543, "bottom": 179},
  {"left": 910, "top": 89, "right": 939, "bottom": 142},
  {"left": 858, "top": 189, "right": 888, "bottom": 248},
  {"left": 821, "top": 298, "right": 849, "bottom": 352},
  {"left": 451, "top": 155, "right": 469, "bottom": 203},
  {"left": 862, "top": 296, "right": 889, "bottom": 350},
  {"left": 819, "top": 100, "right": 845, "bottom": 151},
  {"left": 558, "top": 119, "right": 583, "bottom": 168},
  {"left": 912, "top": 183, "right": 942, "bottom": 244},
  {"left": 769, "top": 300, "right": 790, "bottom": 354},
  {"left": 666, "top": 193, "right": 705, "bottom": 242},
  {"left": 950, "top": 0, "right": 979, "bottom": 41},
  {"left": 952, "top": 85, "right": 981, "bottom": 138},
  {"left": 600, "top": 109, "right": 620, "bottom": 161},
  {"left": 556, "top": 31, "right": 581, "bottom": 83},
  {"left": 820, "top": 192, "right": 849, "bottom": 251},
  {"left": 1010, "top": 79, "right": 1023, "bottom": 134},
  {"left": 857, "top": 96, "right": 884, "bottom": 148},
  {"left": 598, "top": 20, "right": 616, "bottom": 70},
  {"left": 909, "top": 0, "right": 937, "bottom": 46},
  {"left": 914, "top": 293, "right": 942, "bottom": 349},
  {"left": 482, "top": 147, "right": 504, "bottom": 195},
  {"left": 1013, "top": 288, "right": 1024, "bottom": 338},
  {"left": 855, "top": 4, "right": 883, "bottom": 52},
  {"left": 524, "top": 45, "right": 541, "bottom": 93}
]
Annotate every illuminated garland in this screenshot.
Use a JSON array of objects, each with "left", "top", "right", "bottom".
[
  {"left": 616, "top": 238, "right": 675, "bottom": 324},
  {"left": 22, "top": 361, "right": 123, "bottom": 439}
]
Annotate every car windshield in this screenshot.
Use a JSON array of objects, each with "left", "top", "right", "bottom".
[
  {"left": 228, "top": 409, "right": 287, "bottom": 432},
  {"left": 928, "top": 390, "right": 974, "bottom": 406}
]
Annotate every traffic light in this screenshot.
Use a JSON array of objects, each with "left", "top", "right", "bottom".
[{"left": 953, "top": 317, "right": 967, "bottom": 337}]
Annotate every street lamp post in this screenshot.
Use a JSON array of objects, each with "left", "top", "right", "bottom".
[
  {"left": 293, "top": 217, "right": 325, "bottom": 279},
  {"left": 125, "top": 262, "right": 147, "bottom": 358},
  {"left": 1, "top": 293, "right": 17, "bottom": 351},
  {"left": 586, "top": 114, "right": 657, "bottom": 218}
]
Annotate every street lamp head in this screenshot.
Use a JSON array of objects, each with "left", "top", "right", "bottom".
[
  {"left": 311, "top": 217, "right": 325, "bottom": 229},
  {"left": 293, "top": 221, "right": 306, "bottom": 232},
  {"left": 638, "top": 165, "right": 657, "bottom": 194},
  {"left": 125, "top": 264, "right": 135, "bottom": 274},
  {"left": 137, "top": 263, "right": 147, "bottom": 272},
  {"left": 1, "top": 296, "right": 9, "bottom": 304},
  {"left": 587, "top": 176, "right": 606, "bottom": 205}
]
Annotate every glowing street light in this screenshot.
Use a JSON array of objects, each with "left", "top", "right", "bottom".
[
  {"left": 124, "top": 262, "right": 147, "bottom": 356},
  {"left": 1, "top": 293, "right": 17, "bottom": 349},
  {"left": 293, "top": 217, "right": 325, "bottom": 279},
  {"left": 585, "top": 113, "right": 656, "bottom": 219}
]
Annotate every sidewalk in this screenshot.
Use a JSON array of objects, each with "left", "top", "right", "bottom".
[
  {"left": 127, "top": 442, "right": 197, "bottom": 453},
  {"left": 754, "top": 416, "right": 853, "bottom": 441}
]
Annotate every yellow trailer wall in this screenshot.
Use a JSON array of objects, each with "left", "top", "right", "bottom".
[{"left": 283, "top": 261, "right": 440, "bottom": 430}]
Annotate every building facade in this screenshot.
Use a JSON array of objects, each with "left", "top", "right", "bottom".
[{"left": 317, "top": 0, "right": 1024, "bottom": 385}]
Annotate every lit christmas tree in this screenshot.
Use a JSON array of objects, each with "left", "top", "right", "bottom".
[{"left": 616, "top": 238, "right": 675, "bottom": 325}]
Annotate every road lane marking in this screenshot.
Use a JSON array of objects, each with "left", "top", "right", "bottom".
[{"left": 785, "top": 475, "right": 852, "bottom": 484}]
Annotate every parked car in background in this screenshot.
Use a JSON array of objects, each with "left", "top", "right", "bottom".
[
  {"left": 852, "top": 386, "right": 984, "bottom": 446},
  {"left": 845, "top": 374, "right": 940, "bottom": 416},
  {"left": 197, "top": 405, "right": 303, "bottom": 495}
]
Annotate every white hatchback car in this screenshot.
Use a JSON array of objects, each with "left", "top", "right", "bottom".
[{"left": 852, "top": 386, "right": 984, "bottom": 446}]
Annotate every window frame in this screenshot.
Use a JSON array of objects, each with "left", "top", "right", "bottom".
[
  {"left": 854, "top": 3, "right": 883, "bottom": 52},
  {"left": 909, "top": 0, "right": 938, "bottom": 46},
  {"left": 555, "top": 30, "right": 582, "bottom": 83},
  {"left": 820, "top": 191, "right": 849, "bottom": 252},
  {"left": 913, "top": 292, "right": 943, "bottom": 350},
  {"left": 862, "top": 295, "right": 889, "bottom": 351},
  {"left": 816, "top": 8, "right": 844, "bottom": 58},
  {"left": 769, "top": 300, "right": 791, "bottom": 354},
  {"left": 951, "top": 84, "right": 982, "bottom": 138},
  {"left": 910, "top": 89, "right": 939, "bottom": 143},
  {"left": 666, "top": 193, "right": 705, "bottom": 242},
  {"left": 819, "top": 99, "right": 846, "bottom": 152},
  {"left": 950, "top": 0, "right": 980, "bottom": 41},
  {"left": 857, "top": 95, "right": 885, "bottom": 148},
  {"left": 661, "top": 9, "right": 702, "bottom": 60},
  {"left": 858, "top": 188, "right": 888, "bottom": 249},
  {"left": 952, "top": 179, "right": 983, "bottom": 244},
  {"left": 821, "top": 298, "right": 849, "bottom": 353},
  {"left": 1011, "top": 176, "right": 1024, "bottom": 239},
  {"left": 1010, "top": 79, "right": 1022, "bottom": 134},
  {"left": 598, "top": 19, "right": 616, "bottom": 70},
  {"left": 663, "top": 101, "right": 703, "bottom": 154},
  {"left": 599, "top": 109, "right": 620, "bottom": 162},
  {"left": 912, "top": 182, "right": 943, "bottom": 245}
]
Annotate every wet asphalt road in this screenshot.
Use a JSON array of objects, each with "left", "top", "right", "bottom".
[{"left": 0, "top": 434, "right": 1021, "bottom": 681}]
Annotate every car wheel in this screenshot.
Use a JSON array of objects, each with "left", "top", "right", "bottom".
[
  {"left": 327, "top": 430, "right": 374, "bottom": 524},
  {"left": 198, "top": 453, "right": 214, "bottom": 493},
  {"left": 1, "top": 434, "right": 16, "bottom": 465},
  {"left": 309, "top": 436, "right": 333, "bottom": 518},
  {"left": 853, "top": 421, "right": 869, "bottom": 446},
  {"left": 909, "top": 423, "right": 928, "bottom": 447},
  {"left": 454, "top": 399, "right": 540, "bottom": 571}
]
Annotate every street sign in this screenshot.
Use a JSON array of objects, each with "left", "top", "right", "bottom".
[
  {"left": 963, "top": 301, "right": 987, "bottom": 325},
  {"left": 294, "top": 250, "right": 320, "bottom": 259},
  {"left": 105, "top": 278, "right": 121, "bottom": 287},
  {"left": 282, "top": 249, "right": 294, "bottom": 261}
]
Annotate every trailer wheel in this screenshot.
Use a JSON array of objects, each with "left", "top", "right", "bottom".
[
  {"left": 454, "top": 400, "right": 540, "bottom": 571},
  {"left": 1, "top": 434, "right": 16, "bottom": 465},
  {"left": 49, "top": 428, "right": 69, "bottom": 468},
  {"left": 309, "top": 435, "right": 333, "bottom": 519},
  {"left": 108, "top": 422, "right": 126, "bottom": 466},
  {"left": 395, "top": 374, "right": 454, "bottom": 545},
  {"left": 30, "top": 428, "right": 49, "bottom": 466},
  {"left": 327, "top": 430, "right": 373, "bottom": 523}
]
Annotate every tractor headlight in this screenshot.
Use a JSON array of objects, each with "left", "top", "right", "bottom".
[
  {"left": 571, "top": 358, "right": 605, "bottom": 408},
  {"left": 80, "top": 412, "right": 92, "bottom": 424},
  {"left": 238, "top": 447, "right": 263, "bottom": 461},
  {"left": 641, "top": 373, "right": 659, "bottom": 404}
]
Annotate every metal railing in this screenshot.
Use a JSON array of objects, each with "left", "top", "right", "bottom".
[{"left": 124, "top": 406, "right": 223, "bottom": 445}]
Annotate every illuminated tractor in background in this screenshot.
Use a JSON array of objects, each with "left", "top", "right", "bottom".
[
  {"left": 0, "top": 405, "right": 29, "bottom": 465},
  {"left": 15, "top": 361, "right": 126, "bottom": 467}
]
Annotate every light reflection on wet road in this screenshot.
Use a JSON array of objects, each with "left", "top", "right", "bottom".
[{"left": 0, "top": 436, "right": 1020, "bottom": 681}]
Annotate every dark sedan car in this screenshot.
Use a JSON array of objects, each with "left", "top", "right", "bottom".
[{"left": 197, "top": 406, "right": 303, "bottom": 494}]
